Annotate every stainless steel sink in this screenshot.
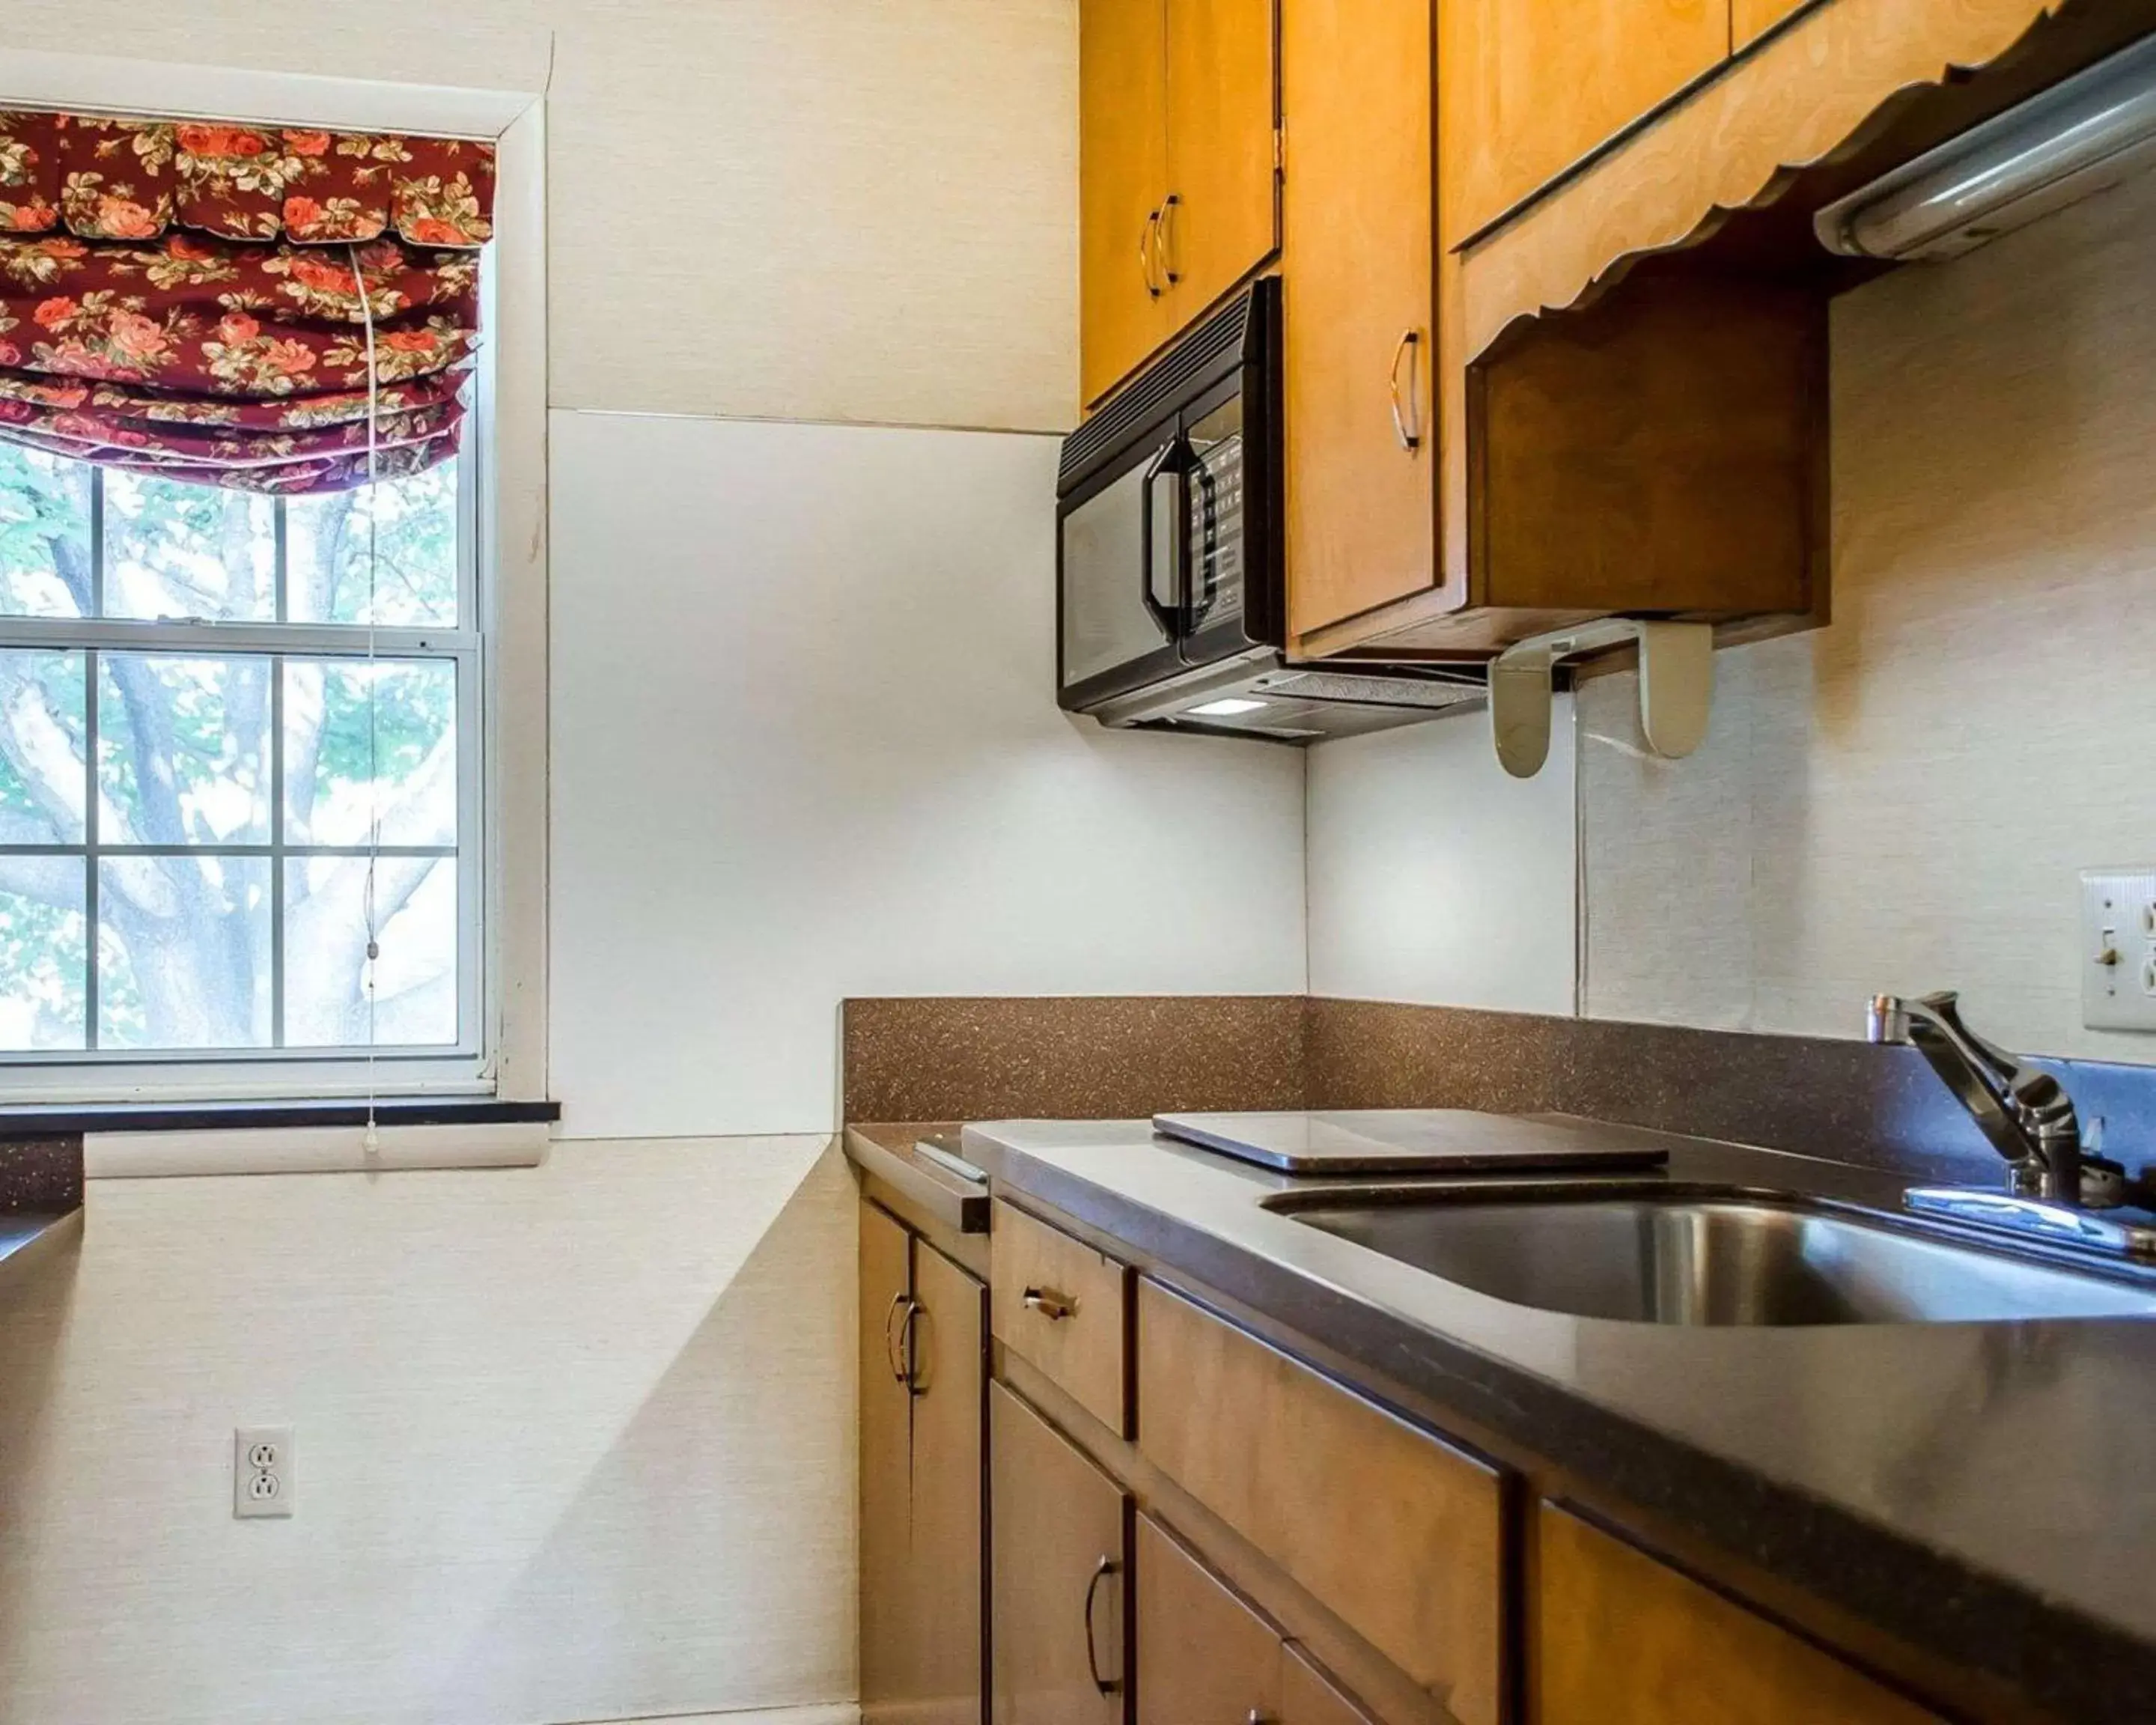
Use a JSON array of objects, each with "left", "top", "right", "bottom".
[{"left": 1264, "top": 1184, "right": 2156, "bottom": 1325}]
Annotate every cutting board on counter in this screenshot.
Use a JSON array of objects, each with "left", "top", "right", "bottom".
[{"left": 1151, "top": 1109, "right": 1675, "bottom": 1175}]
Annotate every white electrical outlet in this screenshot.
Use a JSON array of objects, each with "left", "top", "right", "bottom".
[
  {"left": 2081, "top": 870, "right": 2156, "bottom": 1032},
  {"left": 234, "top": 1426, "right": 295, "bottom": 1519}
]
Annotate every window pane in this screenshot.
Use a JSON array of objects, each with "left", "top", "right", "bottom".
[
  {"left": 0, "top": 866, "right": 88, "bottom": 1051},
  {"left": 0, "top": 447, "right": 91, "bottom": 618},
  {"left": 284, "top": 658, "right": 456, "bottom": 846},
  {"left": 98, "top": 654, "right": 272, "bottom": 845},
  {"left": 287, "top": 469, "right": 458, "bottom": 627},
  {"left": 0, "top": 649, "right": 88, "bottom": 845},
  {"left": 284, "top": 855, "right": 457, "bottom": 1047},
  {"left": 102, "top": 472, "right": 275, "bottom": 623},
  {"left": 98, "top": 854, "right": 270, "bottom": 1050}
]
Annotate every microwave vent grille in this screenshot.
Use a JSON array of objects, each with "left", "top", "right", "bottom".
[
  {"left": 1258, "top": 669, "right": 1487, "bottom": 711},
  {"left": 1059, "top": 286, "right": 1262, "bottom": 491}
]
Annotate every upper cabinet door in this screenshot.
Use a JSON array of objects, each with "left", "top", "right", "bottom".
[
  {"left": 1280, "top": 0, "right": 1436, "bottom": 639},
  {"left": 1081, "top": 0, "right": 1172, "bottom": 407},
  {"left": 1440, "top": 0, "right": 1728, "bottom": 242},
  {"left": 1163, "top": 0, "right": 1280, "bottom": 319}
]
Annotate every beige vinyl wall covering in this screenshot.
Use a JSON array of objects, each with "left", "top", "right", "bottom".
[
  {"left": 0, "top": 1139, "right": 856, "bottom": 1725},
  {"left": 0, "top": 0, "right": 1078, "bottom": 431},
  {"left": 1583, "top": 165, "right": 2156, "bottom": 1062}
]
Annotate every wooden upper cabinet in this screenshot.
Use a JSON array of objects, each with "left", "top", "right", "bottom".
[
  {"left": 991, "top": 1384, "right": 1132, "bottom": 1725},
  {"left": 1079, "top": 0, "right": 1278, "bottom": 407},
  {"left": 1280, "top": 0, "right": 1436, "bottom": 637},
  {"left": 1535, "top": 1506, "right": 1943, "bottom": 1725},
  {"left": 1440, "top": 0, "right": 1729, "bottom": 243},
  {"left": 1732, "top": 0, "right": 1807, "bottom": 49},
  {"left": 1163, "top": 0, "right": 1280, "bottom": 320},
  {"left": 1081, "top": 0, "right": 1171, "bottom": 406},
  {"left": 1135, "top": 1515, "right": 1283, "bottom": 1724}
]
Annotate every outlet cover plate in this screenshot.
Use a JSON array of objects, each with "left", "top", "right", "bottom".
[
  {"left": 234, "top": 1425, "right": 294, "bottom": 1519},
  {"left": 2082, "top": 869, "right": 2156, "bottom": 1032}
]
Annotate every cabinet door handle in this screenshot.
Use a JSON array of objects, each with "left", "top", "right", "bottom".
[
  {"left": 1140, "top": 209, "right": 1163, "bottom": 298},
  {"left": 1389, "top": 329, "right": 1424, "bottom": 454},
  {"left": 1083, "top": 1555, "right": 1122, "bottom": 1697},
  {"left": 898, "top": 1300, "right": 926, "bottom": 1397},
  {"left": 883, "top": 1292, "right": 915, "bottom": 1385},
  {"left": 1022, "top": 1285, "right": 1077, "bottom": 1321},
  {"left": 1157, "top": 192, "right": 1181, "bottom": 288}
]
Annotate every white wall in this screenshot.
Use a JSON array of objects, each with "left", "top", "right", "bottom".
[
  {"left": 1304, "top": 701, "right": 1577, "bottom": 1014},
  {"left": 0, "top": 1139, "right": 855, "bottom": 1725},
  {"left": 1582, "top": 165, "right": 2156, "bottom": 1062},
  {"left": 0, "top": 0, "right": 1077, "bottom": 431},
  {"left": 549, "top": 411, "right": 1310, "bottom": 1138}
]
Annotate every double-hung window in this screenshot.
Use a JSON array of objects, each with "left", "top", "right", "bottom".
[{"left": 0, "top": 445, "right": 484, "bottom": 1086}]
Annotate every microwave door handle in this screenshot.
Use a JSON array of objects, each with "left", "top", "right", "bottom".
[
  {"left": 1139, "top": 439, "right": 1187, "bottom": 638},
  {"left": 1189, "top": 460, "right": 1220, "bottom": 630}
]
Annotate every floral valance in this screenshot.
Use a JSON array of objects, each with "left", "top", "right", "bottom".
[
  {"left": 0, "top": 110, "right": 492, "bottom": 494},
  {"left": 0, "top": 112, "right": 493, "bottom": 247}
]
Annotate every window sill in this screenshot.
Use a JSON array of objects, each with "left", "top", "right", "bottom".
[
  {"left": 0, "top": 1097, "right": 558, "bottom": 1142},
  {"left": 0, "top": 1098, "right": 560, "bottom": 1180}
]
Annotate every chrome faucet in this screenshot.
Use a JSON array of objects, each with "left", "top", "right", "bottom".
[{"left": 1866, "top": 991, "right": 2104, "bottom": 1204}]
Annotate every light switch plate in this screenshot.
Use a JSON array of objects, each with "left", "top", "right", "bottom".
[{"left": 2081, "top": 869, "right": 2156, "bottom": 1031}]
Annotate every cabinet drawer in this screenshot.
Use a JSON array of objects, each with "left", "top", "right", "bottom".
[
  {"left": 992, "top": 1199, "right": 1131, "bottom": 1435},
  {"left": 1136, "top": 1280, "right": 1502, "bottom": 1725}
]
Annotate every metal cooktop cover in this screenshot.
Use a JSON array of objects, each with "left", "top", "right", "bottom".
[{"left": 1151, "top": 1109, "right": 1675, "bottom": 1175}]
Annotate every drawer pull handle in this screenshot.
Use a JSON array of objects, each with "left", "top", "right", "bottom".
[
  {"left": 1023, "top": 1285, "right": 1077, "bottom": 1321},
  {"left": 1083, "top": 1555, "right": 1122, "bottom": 1696}
]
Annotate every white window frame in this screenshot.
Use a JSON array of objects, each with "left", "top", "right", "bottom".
[{"left": 0, "top": 49, "right": 547, "bottom": 1106}]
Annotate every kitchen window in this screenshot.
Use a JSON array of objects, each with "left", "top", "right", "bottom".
[{"left": 0, "top": 441, "right": 485, "bottom": 1077}]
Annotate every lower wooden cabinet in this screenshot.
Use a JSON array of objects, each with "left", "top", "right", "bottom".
[
  {"left": 1282, "top": 1643, "right": 1380, "bottom": 1725},
  {"left": 1136, "top": 1514, "right": 1386, "bottom": 1725},
  {"left": 1135, "top": 1513, "right": 1281, "bottom": 1723},
  {"left": 1535, "top": 1505, "right": 1940, "bottom": 1725},
  {"left": 860, "top": 1200, "right": 988, "bottom": 1725},
  {"left": 991, "top": 1383, "right": 1132, "bottom": 1725}
]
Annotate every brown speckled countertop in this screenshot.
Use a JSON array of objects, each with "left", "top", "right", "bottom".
[{"left": 0, "top": 1135, "right": 80, "bottom": 1216}]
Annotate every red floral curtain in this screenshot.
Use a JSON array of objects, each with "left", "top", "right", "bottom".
[{"left": 0, "top": 112, "right": 493, "bottom": 493}]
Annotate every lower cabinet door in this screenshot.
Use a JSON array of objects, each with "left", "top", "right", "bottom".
[
  {"left": 1535, "top": 1505, "right": 1942, "bottom": 1725},
  {"left": 1281, "top": 1644, "right": 1380, "bottom": 1725},
  {"left": 992, "top": 1383, "right": 1131, "bottom": 1725},
  {"left": 860, "top": 1202, "right": 917, "bottom": 1722},
  {"left": 1135, "top": 1514, "right": 1282, "bottom": 1724},
  {"left": 910, "top": 1240, "right": 989, "bottom": 1725}
]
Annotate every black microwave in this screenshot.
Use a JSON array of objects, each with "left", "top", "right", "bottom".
[{"left": 1056, "top": 278, "right": 1483, "bottom": 743}]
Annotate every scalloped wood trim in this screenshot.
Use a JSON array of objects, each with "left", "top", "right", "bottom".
[{"left": 1458, "top": 0, "right": 2071, "bottom": 362}]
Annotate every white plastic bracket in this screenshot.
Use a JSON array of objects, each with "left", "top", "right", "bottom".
[{"left": 1489, "top": 618, "right": 1714, "bottom": 779}]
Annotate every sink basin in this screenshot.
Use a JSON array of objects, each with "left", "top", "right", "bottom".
[{"left": 1265, "top": 1184, "right": 2156, "bottom": 1325}]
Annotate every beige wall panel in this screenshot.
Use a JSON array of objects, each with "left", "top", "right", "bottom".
[
  {"left": 1583, "top": 168, "right": 2156, "bottom": 1062},
  {"left": 0, "top": 1138, "right": 857, "bottom": 1725}
]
